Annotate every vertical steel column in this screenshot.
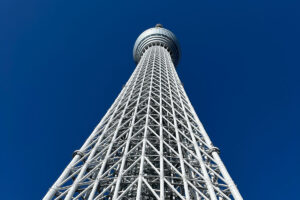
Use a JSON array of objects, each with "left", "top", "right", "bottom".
[
  {"left": 87, "top": 51, "right": 148, "bottom": 200},
  {"left": 63, "top": 56, "right": 146, "bottom": 200},
  {"left": 136, "top": 46, "right": 155, "bottom": 200},
  {"left": 177, "top": 69, "right": 243, "bottom": 200},
  {"left": 164, "top": 48, "right": 190, "bottom": 200},
  {"left": 158, "top": 47, "right": 165, "bottom": 199},
  {"left": 43, "top": 69, "right": 133, "bottom": 200},
  {"left": 112, "top": 47, "right": 153, "bottom": 199},
  {"left": 167, "top": 50, "right": 218, "bottom": 200}
]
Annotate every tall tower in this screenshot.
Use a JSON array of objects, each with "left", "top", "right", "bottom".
[{"left": 44, "top": 25, "right": 243, "bottom": 200}]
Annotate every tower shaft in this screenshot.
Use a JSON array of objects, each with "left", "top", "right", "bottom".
[{"left": 44, "top": 27, "right": 243, "bottom": 200}]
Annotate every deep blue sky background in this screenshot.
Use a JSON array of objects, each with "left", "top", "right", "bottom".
[{"left": 1, "top": 0, "right": 299, "bottom": 199}]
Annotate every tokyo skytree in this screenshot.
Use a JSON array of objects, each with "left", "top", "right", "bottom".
[{"left": 43, "top": 24, "right": 243, "bottom": 200}]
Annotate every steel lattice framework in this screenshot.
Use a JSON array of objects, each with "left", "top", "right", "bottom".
[{"left": 44, "top": 25, "right": 243, "bottom": 200}]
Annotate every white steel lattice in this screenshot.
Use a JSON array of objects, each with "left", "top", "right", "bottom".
[{"left": 44, "top": 25, "right": 243, "bottom": 200}]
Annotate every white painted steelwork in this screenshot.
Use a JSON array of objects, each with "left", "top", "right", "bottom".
[{"left": 43, "top": 25, "right": 243, "bottom": 200}]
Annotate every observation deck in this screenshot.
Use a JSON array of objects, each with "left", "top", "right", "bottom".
[{"left": 133, "top": 24, "right": 181, "bottom": 67}]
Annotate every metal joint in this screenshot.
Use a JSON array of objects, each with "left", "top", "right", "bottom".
[
  {"left": 72, "top": 150, "right": 85, "bottom": 158},
  {"left": 209, "top": 146, "right": 220, "bottom": 155}
]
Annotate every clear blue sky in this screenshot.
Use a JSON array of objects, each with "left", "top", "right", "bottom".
[{"left": 1, "top": 0, "right": 299, "bottom": 199}]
